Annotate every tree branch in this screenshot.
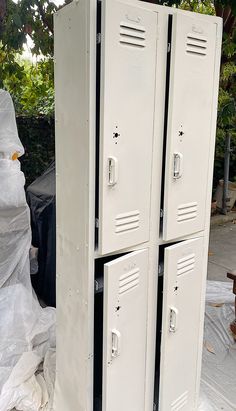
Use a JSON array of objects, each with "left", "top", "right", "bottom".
[
  {"left": 0, "top": 0, "right": 6, "bottom": 28},
  {"left": 225, "top": 13, "right": 236, "bottom": 36},
  {"left": 223, "top": 5, "right": 232, "bottom": 26},
  {"left": 35, "top": 0, "right": 53, "bottom": 35},
  {"left": 215, "top": 2, "right": 224, "bottom": 18}
]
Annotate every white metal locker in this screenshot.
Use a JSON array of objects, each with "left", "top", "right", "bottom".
[
  {"left": 159, "top": 237, "right": 204, "bottom": 411},
  {"left": 163, "top": 13, "right": 217, "bottom": 241},
  {"left": 103, "top": 249, "right": 149, "bottom": 411},
  {"left": 54, "top": 2, "right": 222, "bottom": 411},
  {"left": 99, "top": 0, "right": 157, "bottom": 255}
]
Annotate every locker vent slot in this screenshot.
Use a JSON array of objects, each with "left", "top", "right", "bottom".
[
  {"left": 177, "top": 202, "right": 198, "bottom": 222},
  {"left": 171, "top": 391, "right": 188, "bottom": 411},
  {"left": 120, "top": 22, "right": 146, "bottom": 48},
  {"left": 119, "top": 268, "right": 140, "bottom": 295},
  {"left": 115, "top": 210, "right": 140, "bottom": 233},
  {"left": 186, "top": 34, "right": 207, "bottom": 56},
  {"left": 177, "top": 253, "right": 195, "bottom": 276}
]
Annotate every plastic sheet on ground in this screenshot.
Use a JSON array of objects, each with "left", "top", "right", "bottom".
[
  {"left": 199, "top": 280, "right": 236, "bottom": 411},
  {"left": 0, "top": 90, "right": 56, "bottom": 411}
]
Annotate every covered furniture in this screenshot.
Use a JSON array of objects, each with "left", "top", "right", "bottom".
[{"left": 26, "top": 162, "right": 56, "bottom": 307}]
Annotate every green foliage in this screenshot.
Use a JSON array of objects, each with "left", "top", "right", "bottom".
[
  {"left": 216, "top": 19, "right": 236, "bottom": 182},
  {"left": 216, "top": 42, "right": 236, "bottom": 183},
  {"left": 179, "top": 0, "right": 215, "bottom": 14},
  {"left": 2, "top": 57, "right": 54, "bottom": 116},
  {"left": 0, "top": 0, "right": 57, "bottom": 115},
  {"left": 1, "top": 0, "right": 58, "bottom": 57},
  {"left": 218, "top": 88, "right": 236, "bottom": 129}
]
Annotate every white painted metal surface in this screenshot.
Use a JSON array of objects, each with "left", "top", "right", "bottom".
[
  {"left": 159, "top": 237, "right": 204, "bottom": 411},
  {"left": 163, "top": 13, "right": 217, "bottom": 241},
  {"left": 103, "top": 249, "right": 149, "bottom": 411},
  {"left": 54, "top": 1, "right": 222, "bottom": 410},
  {"left": 54, "top": 1, "right": 96, "bottom": 410},
  {"left": 99, "top": 0, "right": 157, "bottom": 255}
]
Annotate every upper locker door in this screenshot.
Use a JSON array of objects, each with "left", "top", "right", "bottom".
[
  {"left": 103, "top": 249, "right": 149, "bottom": 411},
  {"left": 163, "top": 13, "right": 217, "bottom": 241},
  {"left": 99, "top": 1, "right": 157, "bottom": 254},
  {"left": 159, "top": 237, "right": 204, "bottom": 411}
]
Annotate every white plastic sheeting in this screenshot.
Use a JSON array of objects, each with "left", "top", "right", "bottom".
[
  {"left": 0, "top": 90, "right": 56, "bottom": 411},
  {"left": 199, "top": 281, "right": 236, "bottom": 411},
  {"left": 0, "top": 90, "right": 24, "bottom": 158}
]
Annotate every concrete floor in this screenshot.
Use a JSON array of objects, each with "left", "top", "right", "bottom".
[{"left": 208, "top": 220, "right": 236, "bottom": 281}]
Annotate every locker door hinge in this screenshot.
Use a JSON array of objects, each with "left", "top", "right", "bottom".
[
  {"left": 160, "top": 209, "right": 164, "bottom": 219},
  {"left": 95, "top": 218, "right": 99, "bottom": 228},
  {"left": 167, "top": 42, "right": 171, "bottom": 53}
]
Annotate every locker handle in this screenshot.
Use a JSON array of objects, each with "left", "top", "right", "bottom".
[
  {"left": 169, "top": 307, "right": 178, "bottom": 333},
  {"left": 111, "top": 329, "right": 121, "bottom": 358},
  {"left": 108, "top": 156, "right": 118, "bottom": 186},
  {"left": 173, "top": 152, "right": 183, "bottom": 180}
]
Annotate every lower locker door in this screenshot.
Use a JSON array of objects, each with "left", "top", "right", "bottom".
[
  {"left": 159, "top": 238, "right": 204, "bottom": 411},
  {"left": 103, "top": 249, "right": 149, "bottom": 411}
]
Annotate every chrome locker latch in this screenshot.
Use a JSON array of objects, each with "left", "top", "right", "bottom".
[
  {"left": 111, "top": 329, "right": 121, "bottom": 358},
  {"left": 169, "top": 307, "right": 178, "bottom": 333},
  {"left": 173, "top": 152, "right": 183, "bottom": 180},
  {"left": 108, "top": 156, "right": 118, "bottom": 186}
]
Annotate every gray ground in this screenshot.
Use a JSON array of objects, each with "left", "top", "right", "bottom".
[{"left": 208, "top": 220, "right": 236, "bottom": 281}]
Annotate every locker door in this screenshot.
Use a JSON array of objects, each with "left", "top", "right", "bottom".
[
  {"left": 163, "top": 13, "right": 217, "bottom": 241},
  {"left": 159, "top": 237, "right": 204, "bottom": 411},
  {"left": 103, "top": 249, "right": 149, "bottom": 411},
  {"left": 98, "top": 1, "right": 157, "bottom": 254}
]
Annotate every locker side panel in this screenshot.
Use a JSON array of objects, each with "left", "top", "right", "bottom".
[
  {"left": 159, "top": 237, "right": 204, "bottom": 411},
  {"left": 54, "top": 2, "right": 96, "bottom": 410},
  {"left": 103, "top": 249, "right": 149, "bottom": 411},
  {"left": 99, "top": 1, "right": 157, "bottom": 255},
  {"left": 163, "top": 13, "right": 220, "bottom": 241},
  {"left": 195, "top": 19, "right": 223, "bottom": 400}
]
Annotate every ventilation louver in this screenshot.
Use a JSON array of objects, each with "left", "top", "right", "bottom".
[
  {"left": 119, "top": 268, "right": 140, "bottom": 296},
  {"left": 115, "top": 210, "right": 140, "bottom": 234},
  {"left": 186, "top": 34, "right": 207, "bottom": 56},
  {"left": 177, "top": 253, "right": 195, "bottom": 276},
  {"left": 171, "top": 391, "right": 188, "bottom": 411},
  {"left": 120, "top": 22, "right": 146, "bottom": 48},
  {"left": 177, "top": 202, "right": 198, "bottom": 223}
]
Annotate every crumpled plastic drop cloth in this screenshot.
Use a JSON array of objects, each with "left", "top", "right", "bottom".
[
  {"left": 0, "top": 90, "right": 56, "bottom": 411},
  {"left": 199, "top": 280, "right": 236, "bottom": 411}
]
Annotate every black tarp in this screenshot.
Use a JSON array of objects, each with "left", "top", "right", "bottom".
[{"left": 26, "top": 162, "right": 56, "bottom": 307}]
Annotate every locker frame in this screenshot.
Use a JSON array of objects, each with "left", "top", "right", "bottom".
[{"left": 54, "top": 1, "right": 222, "bottom": 410}]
